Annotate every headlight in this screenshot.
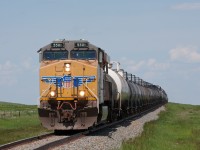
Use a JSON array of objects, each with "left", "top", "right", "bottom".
[
  {"left": 65, "top": 67, "right": 70, "bottom": 71},
  {"left": 79, "top": 91, "right": 85, "bottom": 97},
  {"left": 50, "top": 91, "right": 56, "bottom": 97},
  {"left": 65, "top": 63, "right": 70, "bottom": 72},
  {"left": 65, "top": 64, "right": 70, "bottom": 68}
]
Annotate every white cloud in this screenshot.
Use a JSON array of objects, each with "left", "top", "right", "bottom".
[
  {"left": 119, "top": 58, "right": 145, "bottom": 72},
  {"left": 169, "top": 46, "right": 200, "bottom": 63},
  {"left": 171, "top": 3, "right": 200, "bottom": 10},
  {"left": 0, "top": 59, "right": 37, "bottom": 86},
  {"left": 0, "top": 61, "right": 19, "bottom": 86},
  {"left": 128, "top": 60, "right": 146, "bottom": 72},
  {"left": 119, "top": 57, "right": 170, "bottom": 73},
  {"left": 0, "top": 61, "right": 18, "bottom": 75},
  {"left": 117, "top": 57, "right": 170, "bottom": 83},
  {"left": 147, "top": 59, "right": 170, "bottom": 71}
]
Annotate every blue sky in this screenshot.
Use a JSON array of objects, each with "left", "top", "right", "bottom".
[{"left": 0, "top": 0, "right": 200, "bottom": 105}]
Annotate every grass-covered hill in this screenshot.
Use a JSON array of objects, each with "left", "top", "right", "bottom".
[{"left": 0, "top": 101, "right": 37, "bottom": 111}]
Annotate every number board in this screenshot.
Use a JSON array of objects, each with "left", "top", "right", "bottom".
[
  {"left": 74, "top": 42, "right": 88, "bottom": 48},
  {"left": 51, "top": 43, "right": 64, "bottom": 48}
]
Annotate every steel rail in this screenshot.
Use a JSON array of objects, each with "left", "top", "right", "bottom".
[
  {"left": 34, "top": 131, "right": 89, "bottom": 150},
  {"left": 0, "top": 132, "right": 54, "bottom": 150}
]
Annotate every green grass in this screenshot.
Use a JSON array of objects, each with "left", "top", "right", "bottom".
[
  {"left": 0, "top": 101, "right": 36, "bottom": 111},
  {"left": 0, "top": 101, "right": 50, "bottom": 145},
  {"left": 120, "top": 102, "right": 200, "bottom": 150}
]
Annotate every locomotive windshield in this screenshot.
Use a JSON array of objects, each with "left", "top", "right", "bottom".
[
  {"left": 43, "top": 50, "right": 68, "bottom": 60},
  {"left": 70, "top": 50, "right": 96, "bottom": 60}
]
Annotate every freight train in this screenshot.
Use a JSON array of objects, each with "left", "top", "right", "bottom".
[{"left": 37, "top": 39, "right": 168, "bottom": 130}]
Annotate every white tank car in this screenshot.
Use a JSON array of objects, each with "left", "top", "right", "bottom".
[{"left": 108, "top": 68, "right": 130, "bottom": 112}]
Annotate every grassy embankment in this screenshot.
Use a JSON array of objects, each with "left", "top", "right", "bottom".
[
  {"left": 120, "top": 102, "right": 200, "bottom": 150},
  {"left": 0, "top": 101, "right": 50, "bottom": 145}
]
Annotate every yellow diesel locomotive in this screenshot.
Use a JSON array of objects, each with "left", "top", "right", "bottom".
[{"left": 37, "top": 39, "right": 168, "bottom": 130}]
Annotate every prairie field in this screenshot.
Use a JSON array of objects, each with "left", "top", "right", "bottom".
[
  {"left": 120, "top": 102, "right": 200, "bottom": 150},
  {"left": 0, "top": 102, "right": 50, "bottom": 145}
]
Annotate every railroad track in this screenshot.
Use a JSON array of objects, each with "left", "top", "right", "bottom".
[
  {"left": 0, "top": 132, "right": 54, "bottom": 150},
  {"left": 0, "top": 104, "right": 163, "bottom": 150},
  {"left": 35, "top": 104, "right": 162, "bottom": 150}
]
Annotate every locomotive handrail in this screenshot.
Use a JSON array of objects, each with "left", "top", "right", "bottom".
[
  {"left": 39, "top": 82, "right": 54, "bottom": 99},
  {"left": 83, "top": 81, "right": 99, "bottom": 113},
  {"left": 82, "top": 82, "right": 98, "bottom": 101}
]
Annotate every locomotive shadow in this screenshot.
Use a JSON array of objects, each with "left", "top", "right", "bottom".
[
  {"left": 54, "top": 129, "right": 86, "bottom": 136},
  {"left": 90, "top": 119, "right": 136, "bottom": 137}
]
